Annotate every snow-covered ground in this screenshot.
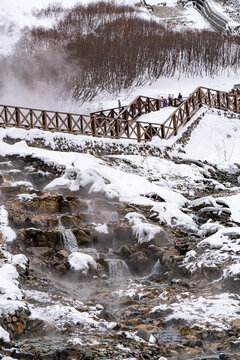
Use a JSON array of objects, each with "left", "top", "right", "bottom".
[
  {"left": 152, "top": 292, "right": 240, "bottom": 331},
  {"left": 181, "top": 108, "right": 240, "bottom": 163},
  {"left": 137, "top": 107, "right": 176, "bottom": 125}
]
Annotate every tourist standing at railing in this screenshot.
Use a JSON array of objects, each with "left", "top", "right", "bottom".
[
  {"left": 178, "top": 93, "right": 183, "bottom": 103},
  {"left": 160, "top": 96, "right": 164, "bottom": 108},
  {"left": 168, "top": 94, "right": 173, "bottom": 106}
]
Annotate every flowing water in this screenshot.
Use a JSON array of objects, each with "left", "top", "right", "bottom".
[
  {"left": 106, "top": 258, "right": 131, "bottom": 280},
  {"left": 58, "top": 217, "right": 78, "bottom": 252},
  {"left": 61, "top": 229, "right": 78, "bottom": 252}
]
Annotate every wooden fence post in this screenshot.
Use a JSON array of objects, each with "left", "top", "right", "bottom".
[
  {"left": 217, "top": 91, "right": 221, "bottom": 109},
  {"left": 226, "top": 94, "right": 229, "bottom": 109},
  {"left": 122, "top": 110, "right": 129, "bottom": 137},
  {"left": 4, "top": 106, "right": 8, "bottom": 124},
  {"left": 15, "top": 107, "right": 20, "bottom": 126},
  {"left": 173, "top": 114, "right": 177, "bottom": 136},
  {"left": 198, "top": 88, "right": 202, "bottom": 105},
  {"left": 55, "top": 113, "right": 59, "bottom": 130},
  {"left": 185, "top": 101, "right": 190, "bottom": 121},
  {"left": 79, "top": 116, "right": 83, "bottom": 133},
  {"left": 67, "top": 114, "right": 72, "bottom": 132},
  {"left": 30, "top": 109, "right": 33, "bottom": 128},
  {"left": 115, "top": 119, "right": 120, "bottom": 139},
  {"left": 235, "top": 95, "right": 239, "bottom": 113},
  {"left": 91, "top": 116, "right": 97, "bottom": 137},
  {"left": 161, "top": 125, "right": 165, "bottom": 139},
  {"left": 137, "top": 122, "right": 141, "bottom": 142},
  {"left": 122, "top": 109, "right": 128, "bottom": 121},
  {"left": 137, "top": 97, "right": 142, "bottom": 115},
  {"left": 42, "top": 111, "right": 47, "bottom": 130},
  {"left": 131, "top": 103, "right": 136, "bottom": 118},
  {"left": 110, "top": 109, "right": 115, "bottom": 136},
  {"left": 147, "top": 98, "right": 150, "bottom": 113},
  {"left": 208, "top": 89, "right": 211, "bottom": 106}
]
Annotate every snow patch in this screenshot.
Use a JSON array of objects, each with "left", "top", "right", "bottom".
[
  {"left": 152, "top": 293, "right": 240, "bottom": 330},
  {"left": 94, "top": 224, "right": 109, "bottom": 234},
  {"left": 125, "top": 212, "right": 162, "bottom": 243},
  {"left": 0, "top": 206, "right": 16, "bottom": 243},
  {"left": 0, "top": 326, "right": 10, "bottom": 342},
  {"left": 68, "top": 252, "right": 97, "bottom": 275}
]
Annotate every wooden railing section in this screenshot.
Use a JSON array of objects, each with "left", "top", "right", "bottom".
[
  {"left": 0, "top": 87, "right": 240, "bottom": 142},
  {"left": 91, "top": 95, "right": 162, "bottom": 121}
]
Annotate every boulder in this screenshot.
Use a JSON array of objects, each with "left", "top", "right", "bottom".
[
  {"left": 136, "top": 327, "right": 150, "bottom": 342},
  {"left": 73, "top": 228, "right": 92, "bottom": 246},
  {"left": 18, "top": 229, "right": 63, "bottom": 249}
]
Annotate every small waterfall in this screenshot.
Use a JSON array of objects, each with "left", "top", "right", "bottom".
[
  {"left": 61, "top": 229, "right": 78, "bottom": 252},
  {"left": 58, "top": 217, "right": 78, "bottom": 253},
  {"left": 151, "top": 259, "right": 162, "bottom": 275},
  {"left": 106, "top": 259, "right": 130, "bottom": 280}
]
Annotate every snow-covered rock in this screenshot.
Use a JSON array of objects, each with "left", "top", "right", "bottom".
[
  {"left": 0, "top": 206, "right": 16, "bottom": 243},
  {"left": 68, "top": 252, "right": 97, "bottom": 276}
]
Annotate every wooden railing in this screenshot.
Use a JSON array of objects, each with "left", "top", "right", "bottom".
[
  {"left": 91, "top": 95, "right": 162, "bottom": 121},
  {"left": 1, "top": 87, "right": 240, "bottom": 142}
]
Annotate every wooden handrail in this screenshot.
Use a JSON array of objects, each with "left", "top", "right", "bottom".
[{"left": 1, "top": 86, "right": 240, "bottom": 143}]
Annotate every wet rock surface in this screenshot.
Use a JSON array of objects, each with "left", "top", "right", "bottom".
[{"left": 0, "top": 153, "right": 240, "bottom": 360}]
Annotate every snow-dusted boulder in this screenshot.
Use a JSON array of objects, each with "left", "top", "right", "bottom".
[
  {"left": 68, "top": 252, "right": 97, "bottom": 276},
  {"left": 125, "top": 212, "right": 172, "bottom": 246}
]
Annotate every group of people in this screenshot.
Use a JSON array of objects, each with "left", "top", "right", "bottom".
[
  {"left": 230, "top": 88, "right": 240, "bottom": 95},
  {"left": 159, "top": 93, "right": 183, "bottom": 107}
]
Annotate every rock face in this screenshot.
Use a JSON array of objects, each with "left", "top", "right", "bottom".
[{"left": 1, "top": 152, "right": 240, "bottom": 360}]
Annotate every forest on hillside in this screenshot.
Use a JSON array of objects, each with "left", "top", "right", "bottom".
[{"left": 1, "top": 1, "right": 240, "bottom": 101}]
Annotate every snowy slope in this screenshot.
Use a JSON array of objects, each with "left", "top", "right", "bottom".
[{"left": 182, "top": 108, "right": 240, "bottom": 163}]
